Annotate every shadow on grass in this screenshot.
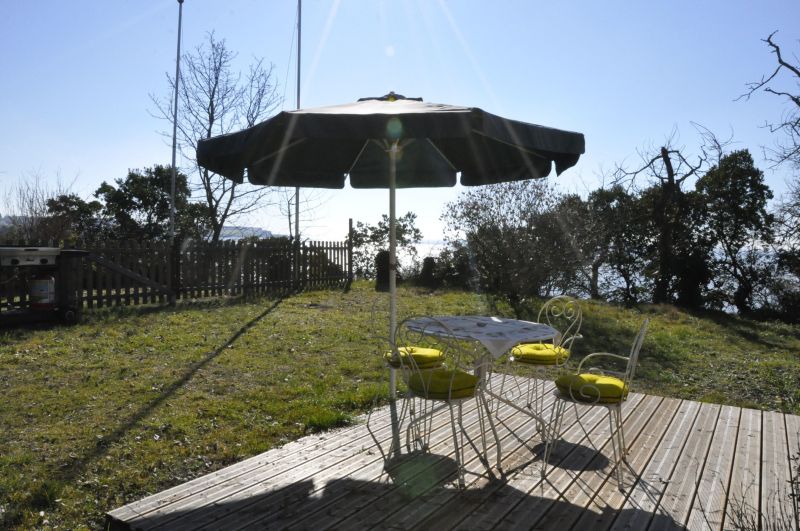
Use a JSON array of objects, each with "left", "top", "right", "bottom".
[
  {"left": 57, "top": 297, "right": 286, "bottom": 487},
  {"left": 0, "top": 293, "right": 286, "bottom": 342},
  {"left": 687, "top": 307, "right": 800, "bottom": 348}
]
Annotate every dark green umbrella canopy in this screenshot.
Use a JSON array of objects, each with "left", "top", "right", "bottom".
[{"left": 196, "top": 92, "right": 585, "bottom": 189}]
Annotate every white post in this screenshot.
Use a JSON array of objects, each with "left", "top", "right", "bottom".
[
  {"left": 388, "top": 141, "right": 398, "bottom": 344},
  {"left": 388, "top": 140, "right": 400, "bottom": 458}
]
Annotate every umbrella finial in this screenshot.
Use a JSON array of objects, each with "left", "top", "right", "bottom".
[{"left": 358, "top": 92, "right": 423, "bottom": 103}]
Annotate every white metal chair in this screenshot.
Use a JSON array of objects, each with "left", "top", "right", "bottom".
[
  {"left": 543, "top": 318, "right": 649, "bottom": 485},
  {"left": 365, "top": 300, "right": 445, "bottom": 466},
  {"left": 494, "top": 296, "right": 583, "bottom": 420},
  {"left": 393, "top": 316, "right": 502, "bottom": 487}
]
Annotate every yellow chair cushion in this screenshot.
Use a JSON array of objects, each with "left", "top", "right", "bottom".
[
  {"left": 555, "top": 373, "right": 628, "bottom": 404},
  {"left": 513, "top": 343, "right": 569, "bottom": 365},
  {"left": 407, "top": 368, "right": 478, "bottom": 400},
  {"left": 384, "top": 346, "right": 444, "bottom": 370}
]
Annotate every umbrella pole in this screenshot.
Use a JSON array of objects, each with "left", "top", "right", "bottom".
[
  {"left": 388, "top": 141, "right": 401, "bottom": 458},
  {"left": 389, "top": 142, "right": 398, "bottom": 345}
]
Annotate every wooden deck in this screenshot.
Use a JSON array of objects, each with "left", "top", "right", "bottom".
[{"left": 107, "top": 377, "right": 799, "bottom": 530}]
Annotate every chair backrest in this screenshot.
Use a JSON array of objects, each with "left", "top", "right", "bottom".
[
  {"left": 537, "top": 295, "right": 583, "bottom": 351},
  {"left": 572, "top": 318, "right": 649, "bottom": 400},
  {"left": 624, "top": 318, "right": 649, "bottom": 385},
  {"left": 393, "top": 316, "right": 482, "bottom": 400}
]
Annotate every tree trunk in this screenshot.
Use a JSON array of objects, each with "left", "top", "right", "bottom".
[
  {"left": 590, "top": 260, "right": 601, "bottom": 299},
  {"left": 653, "top": 147, "right": 676, "bottom": 304}
]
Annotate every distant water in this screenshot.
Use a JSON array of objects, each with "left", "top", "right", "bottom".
[
  {"left": 415, "top": 240, "right": 446, "bottom": 258},
  {"left": 393, "top": 240, "right": 447, "bottom": 272}
]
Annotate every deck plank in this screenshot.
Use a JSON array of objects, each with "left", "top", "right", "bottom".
[
  {"left": 136, "top": 373, "right": 527, "bottom": 530},
  {"left": 684, "top": 405, "right": 740, "bottom": 531},
  {"left": 106, "top": 381, "right": 800, "bottom": 531},
  {"left": 440, "top": 396, "right": 618, "bottom": 531},
  {"left": 181, "top": 396, "right": 492, "bottom": 530},
  {"left": 232, "top": 378, "right": 537, "bottom": 531},
  {"left": 601, "top": 399, "right": 705, "bottom": 530},
  {"left": 566, "top": 396, "right": 689, "bottom": 530},
  {"left": 761, "top": 410, "right": 795, "bottom": 530},
  {"left": 784, "top": 412, "right": 800, "bottom": 531},
  {"left": 485, "top": 394, "right": 651, "bottom": 531},
  {"left": 723, "top": 407, "right": 761, "bottom": 530},
  {"left": 106, "top": 409, "right": 393, "bottom": 524},
  {"left": 330, "top": 385, "right": 559, "bottom": 531},
  {"left": 272, "top": 403, "right": 527, "bottom": 530},
  {"left": 536, "top": 395, "right": 680, "bottom": 531},
  {"left": 126, "top": 419, "right": 395, "bottom": 530},
  {"left": 647, "top": 402, "right": 721, "bottom": 530}
]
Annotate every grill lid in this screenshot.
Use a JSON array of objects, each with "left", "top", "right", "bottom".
[{"left": 0, "top": 247, "right": 61, "bottom": 266}]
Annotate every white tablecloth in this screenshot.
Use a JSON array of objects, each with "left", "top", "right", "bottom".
[{"left": 404, "top": 315, "right": 557, "bottom": 358}]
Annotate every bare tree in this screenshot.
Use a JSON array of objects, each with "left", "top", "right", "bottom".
[
  {"left": 740, "top": 31, "right": 800, "bottom": 169},
  {"left": 778, "top": 178, "right": 800, "bottom": 245},
  {"left": 275, "top": 188, "right": 329, "bottom": 241},
  {"left": 740, "top": 32, "right": 800, "bottom": 318},
  {"left": 613, "top": 131, "right": 709, "bottom": 304},
  {"left": 151, "top": 32, "right": 282, "bottom": 243},
  {"left": 1, "top": 173, "right": 72, "bottom": 242}
]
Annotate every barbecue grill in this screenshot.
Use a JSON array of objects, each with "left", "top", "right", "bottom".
[{"left": 0, "top": 247, "right": 60, "bottom": 266}]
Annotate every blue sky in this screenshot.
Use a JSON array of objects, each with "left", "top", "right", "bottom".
[{"left": 2, "top": 1, "right": 799, "bottom": 244}]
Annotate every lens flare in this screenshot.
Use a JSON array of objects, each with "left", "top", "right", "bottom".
[{"left": 386, "top": 117, "right": 403, "bottom": 139}]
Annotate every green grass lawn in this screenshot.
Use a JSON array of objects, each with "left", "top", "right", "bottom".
[{"left": 1, "top": 281, "right": 798, "bottom": 529}]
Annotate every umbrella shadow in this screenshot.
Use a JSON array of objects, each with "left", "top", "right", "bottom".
[
  {"left": 107, "top": 448, "right": 686, "bottom": 530},
  {"left": 531, "top": 440, "right": 611, "bottom": 471}
]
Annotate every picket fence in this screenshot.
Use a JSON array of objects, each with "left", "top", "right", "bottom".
[{"left": 0, "top": 238, "right": 352, "bottom": 316}]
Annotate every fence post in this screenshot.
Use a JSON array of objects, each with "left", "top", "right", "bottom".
[
  {"left": 347, "top": 218, "right": 354, "bottom": 286},
  {"left": 169, "top": 239, "right": 180, "bottom": 305},
  {"left": 302, "top": 241, "right": 309, "bottom": 290},
  {"left": 293, "top": 237, "right": 301, "bottom": 292},
  {"left": 57, "top": 247, "right": 87, "bottom": 324}
]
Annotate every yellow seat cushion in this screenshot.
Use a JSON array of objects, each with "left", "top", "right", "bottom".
[
  {"left": 407, "top": 368, "right": 478, "bottom": 400},
  {"left": 513, "top": 343, "right": 569, "bottom": 365},
  {"left": 384, "top": 346, "right": 444, "bottom": 370},
  {"left": 555, "top": 373, "right": 628, "bottom": 404}
]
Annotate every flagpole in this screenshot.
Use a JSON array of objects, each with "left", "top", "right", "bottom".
[
  {"left": 169, "top": 0, "right": 184, "bottom": 241},
  {"left": 294, "top": 0, "right": 301, "bottom": 243},
  {"left": 168, "top": 0, "right": 184, "bottom": 308}
]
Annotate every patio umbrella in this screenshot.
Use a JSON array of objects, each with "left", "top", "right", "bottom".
[
  {"left": 197, "top": 92, "right": 585, "bottom": 454},
  {"left": 198, "top": 92, "right": 584, "bottom": 332}
]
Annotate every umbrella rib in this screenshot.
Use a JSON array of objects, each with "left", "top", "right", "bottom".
[
  {"left": 250, "top": 138, "right": 308, "bottom": 167},
  {"left": 346, "top": 140, "right": 372, "bottom": 174},
  {"left": 347, "top": 139, "right": 416, "bottom": 174},
  {"left": 424, "top": 138, "right": 457, "bottom": 170}
]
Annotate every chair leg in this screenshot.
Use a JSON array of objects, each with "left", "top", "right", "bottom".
[
  {"left": 406, "top": 396, "right": 435, "bottom": 453},
  {"left": 479, "top": 392, "right": 503, "bottom": 471},
  {"left": 405, "top": 397, "right": 421, "bottom": 452},
  {"left": 606, "top": 404, "right": 627, "bottom": 487},
  {"left": 531, "top": 374, "right": 545, "bottom": 420},
  {"left": 494, "top": 371, "right": 509, "bottom": 417},
  {"left": 448, "top": 402, "right": 465, "bottom": 487},
  {"left": 616, "top": 406, "right": 627, "bottom": 455},
  {"left": 542, "top": 398, "right": 567, "bottom": 478},
  {"left": 477, "top": 399, "right": 487, "bottom": 457}
]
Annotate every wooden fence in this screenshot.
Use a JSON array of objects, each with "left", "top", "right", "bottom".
[{"left": 0, "top": 238, "right": 352, "bottom": 316}]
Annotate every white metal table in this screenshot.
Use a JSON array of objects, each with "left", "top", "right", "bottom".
[
  {"left": 404, "top": 315, "right": 557, "bottom": 359},
  {"left": 403, "top": 315, "right": 559, "bottom": 463}
]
